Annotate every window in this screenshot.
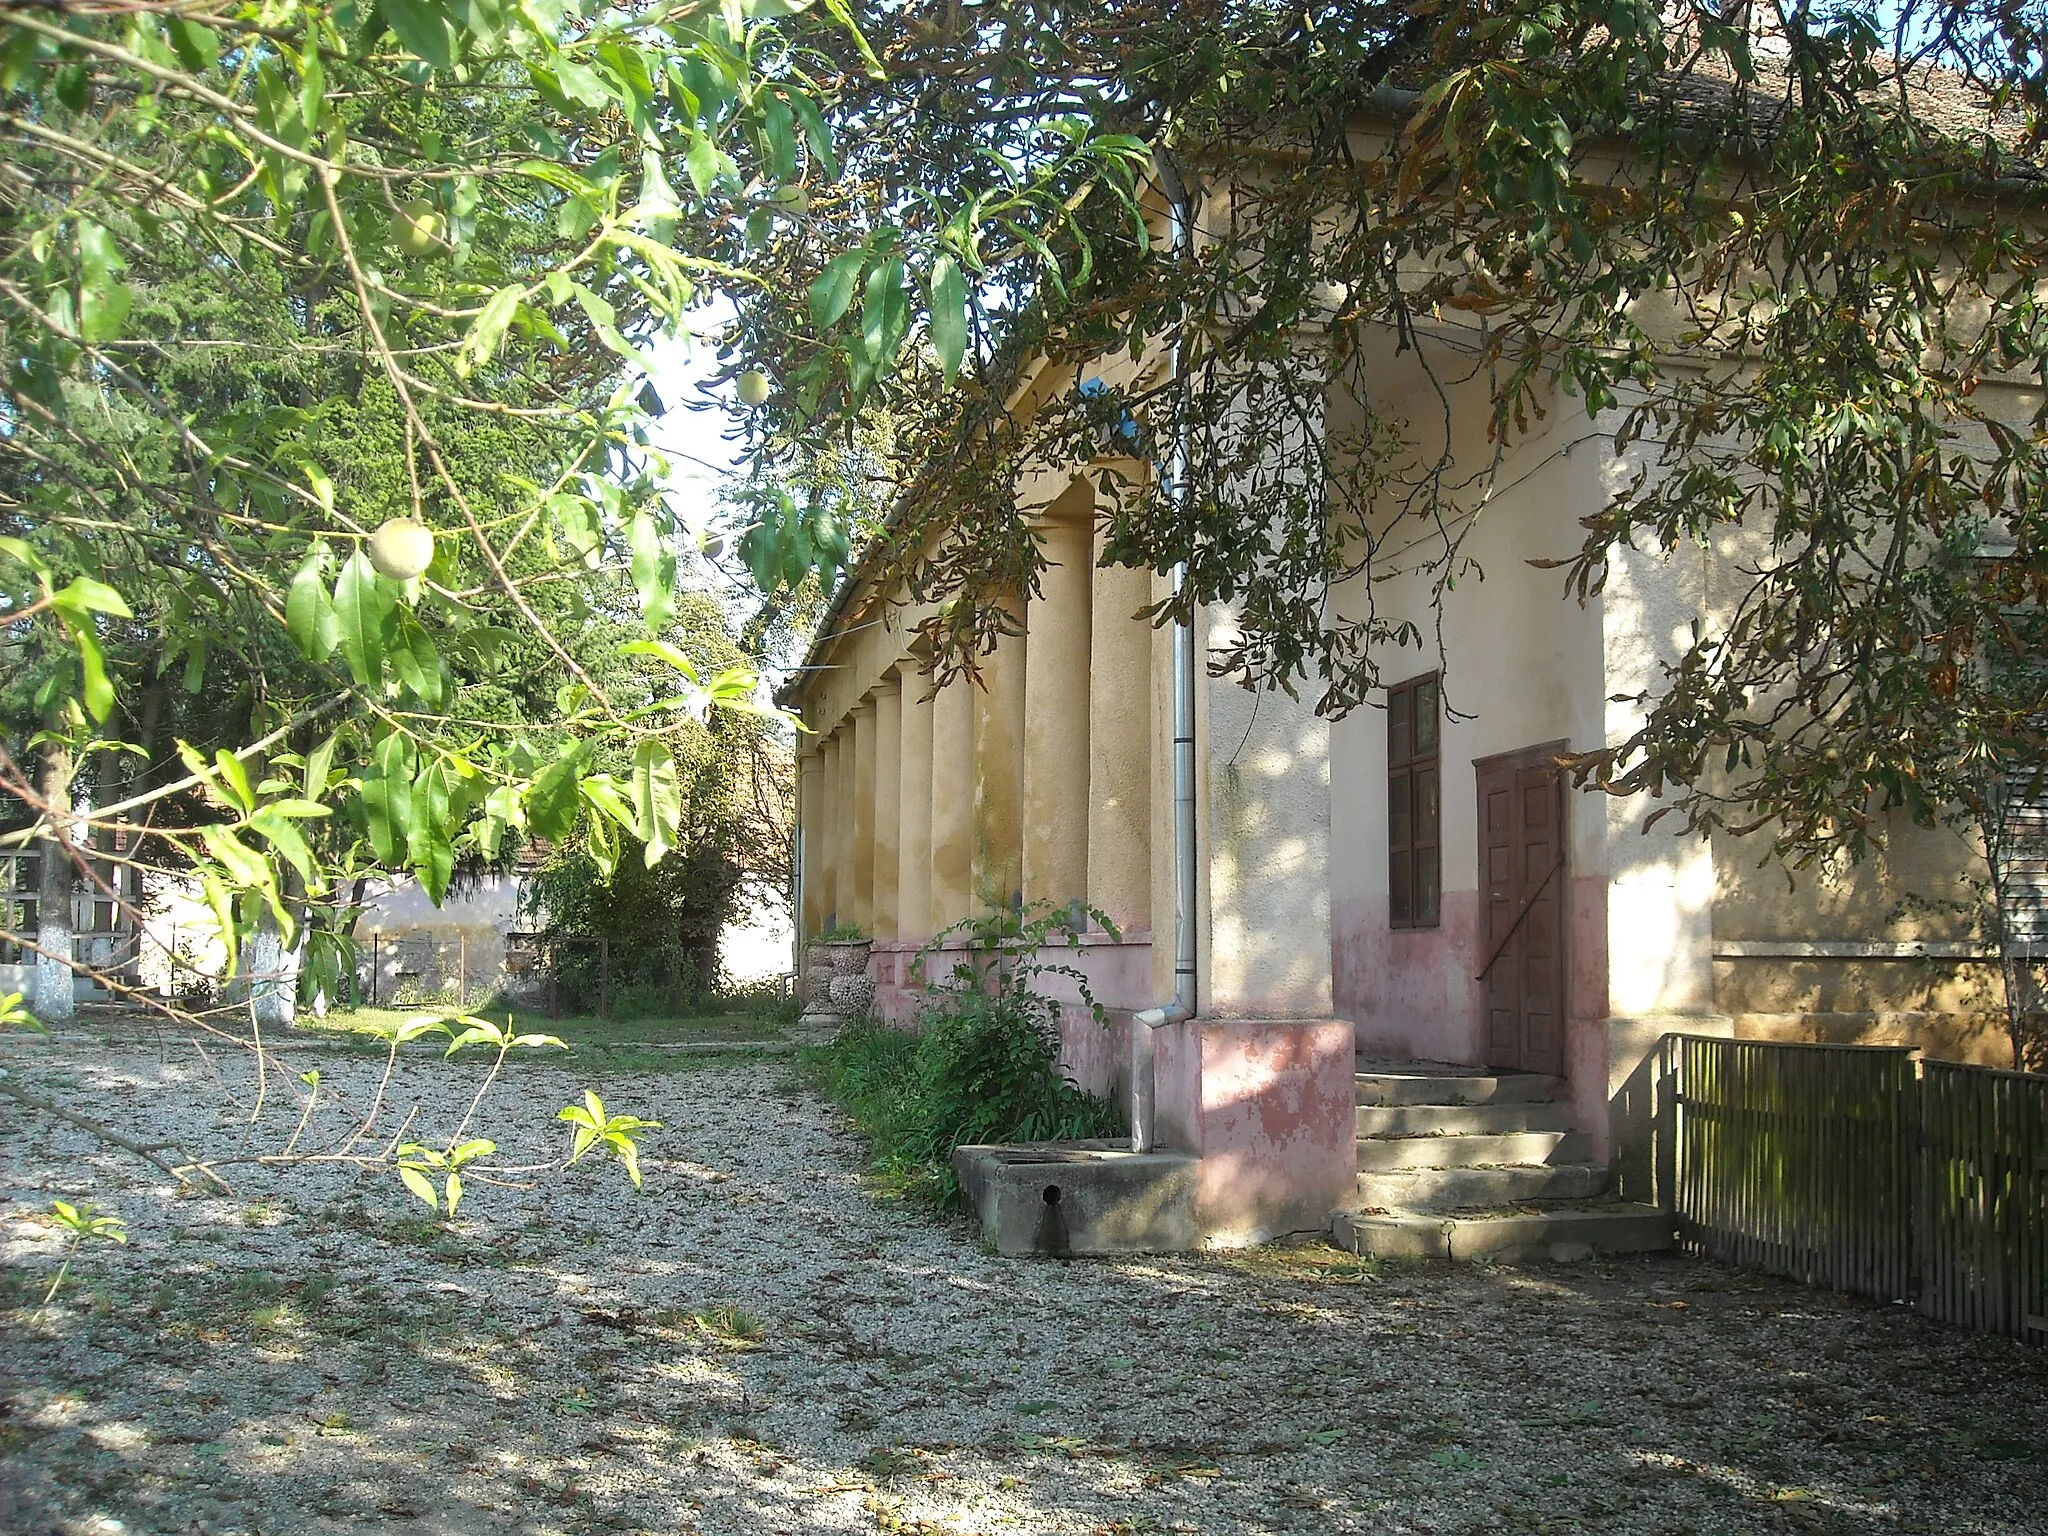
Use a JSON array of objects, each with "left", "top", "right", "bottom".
[{"left": 1389, "top": 673, "right": 1441, "bottom": 928}]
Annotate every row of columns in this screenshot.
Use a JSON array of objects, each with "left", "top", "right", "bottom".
[{"left": 799, "top": 491, "right": 1156, "bottom": 945}]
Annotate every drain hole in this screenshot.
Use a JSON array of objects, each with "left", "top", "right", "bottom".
[{"left": 1042, "top": 1184, "right": 1062, "bottom": 1206}]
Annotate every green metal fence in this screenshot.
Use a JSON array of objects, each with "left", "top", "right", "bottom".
[{"left": 1663, "top": 1034, "right": 2048, "bottom": 1343}]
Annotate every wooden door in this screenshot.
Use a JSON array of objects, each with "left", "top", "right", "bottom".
[{"left": 1477, "top": 745, "right": 1568, "bottom": 1076}]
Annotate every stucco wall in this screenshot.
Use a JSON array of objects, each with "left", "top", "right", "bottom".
[
  {"left": 1327, "top": 336, "right": 1609, "bottom": 1077},
  {"left": 354, "top": 873, "right": 522, "bottom": 1006}
]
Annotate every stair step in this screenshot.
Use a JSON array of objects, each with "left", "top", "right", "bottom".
[
  {"left": 1357, "top": 1130, "right": 1589, "bottom": 1171},
  {"left": 1355, "top": 1071, "right": 1564, "bottom": 1107},
  {"left": 1332, "top": 1203, "right": 1675, "bottom": 1264},
  {"left": 1356, "top": 1101, "right": 1575, "bottom": 1138},
  {"left": 1354, "top": 1163, "right": 1610, "bottom": 1211}
]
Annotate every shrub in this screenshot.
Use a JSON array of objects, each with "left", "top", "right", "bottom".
[{"left": 807, "top": 901, "right": 1124, "bottom": 1204}]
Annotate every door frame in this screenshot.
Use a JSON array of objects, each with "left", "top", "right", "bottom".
[{"left": 1473, "top": 740, "right": 1570, "bottom": 1076}]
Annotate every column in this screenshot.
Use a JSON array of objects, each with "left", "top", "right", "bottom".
[
  {"left": 898, "top": 673, "right": 934, "bottom": 941},
  {"left": 872, "top": 678, "right": 903, "bottom": 939},
  {"left": 1204, "top": 600, "right": 1333, "bottom": 1018},
  {"left": 1022, "top": 497, "right": 1093, "bottom": 911},
  {"left": 850, "top": 700, "right": 877, "bottom": 935},
  {"left": 973, "top": 616, "right": 1027, "bottom": 914},
  {"left": 1088, "top": 543, "right": 1154, "bottom": 935},
  {"left": 822, "top": 729, "right": 846, "bottom": 929},
  {"left": 929, "top": 676, "right": 975, "bottom": 929},
  {"left": 797, "top": 748, "right": 825, "bottom": 936}
]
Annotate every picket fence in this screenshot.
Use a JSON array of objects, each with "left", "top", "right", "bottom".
[{"left": 1662, "top": 1034, "right": 2048, "bottom": 1343}]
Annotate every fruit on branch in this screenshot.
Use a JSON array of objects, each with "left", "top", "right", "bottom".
[
  {"left": 391, "top": 199, "right": 442, "bottom": 256},
  {"left": 367, "top": 517, "right": 436, "bottom": 581},
  {"left": 737, "top": 370, "right": 773, "bottom": 407}
]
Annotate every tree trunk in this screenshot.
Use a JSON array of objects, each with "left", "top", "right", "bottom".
[
  {"left": 245, "top": 864, "right": 305, "bottom": 1031},
  {"left": 33, "top": 743, "right": 76, "bottom": 1026}
]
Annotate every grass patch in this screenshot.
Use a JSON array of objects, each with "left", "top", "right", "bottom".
[
  {"left": 693, "top": 1303, "right": 766, "bottom": 1347},
  {"left": 803, "top": 1006, "right": 1123, "bottom": 1207}
]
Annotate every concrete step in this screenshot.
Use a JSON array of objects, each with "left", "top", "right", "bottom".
[
  {"left": 1356, "top": 1129, "right": 1590, "bottom": 1172},
  {"left": 1354, "top": 1162, "right": 1610, "bottom": 1211},
  {"left": 1332, "top": 1203, "right": 1675, "bottom": 1264},
  {"left": 1355, "top": 1071, "right": 1564, "bottom": 1107},
  {"left": 1355, "top": 1101, "right": 1575, "bottom": 1138}
]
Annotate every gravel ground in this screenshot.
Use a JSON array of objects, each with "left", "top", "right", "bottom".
[{"left": 3, "top": 1029, "right": 2047, "bottom": 1536}]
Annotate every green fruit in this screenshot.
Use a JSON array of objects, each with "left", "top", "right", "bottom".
[
  {"left": 737, "top": 370, "right": 773, "bottom": 407},
  {"left": 767, "top": 184, "right": 810, "bottom": 215},
  {"left": 367, "top": 517, "right": 435, "bottom": 581},
  {"left": 390, "top": 199, "right": 441, "bottom": 257}
]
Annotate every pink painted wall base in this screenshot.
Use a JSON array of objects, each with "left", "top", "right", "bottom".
[{"left": 1153, "top": 1017, "right": 1358, "bottom": 1244}]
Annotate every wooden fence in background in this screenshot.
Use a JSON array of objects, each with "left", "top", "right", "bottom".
[{"left": 1663, "top": 1034, "right": 2048, "bottom": 1343}]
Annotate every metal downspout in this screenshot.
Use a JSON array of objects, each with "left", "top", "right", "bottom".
[{"left": 1131, "top": 155, "right": 1198, "bottom": 1153}]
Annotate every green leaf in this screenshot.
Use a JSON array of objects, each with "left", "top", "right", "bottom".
[
  {"left": 684, "top": 130, "right": 721, "bottom": 197},
  {"left": 199, "top": 870, "right": 239, "bottom": 971},
  {"left": 199, "top": 825, "right": 271, "bottom": 891},
  {"left": 391, "top": 1014, "right": 454, "bottom": 1045},
  {"left": 861, "top": 254, "right": 908, "bottom": 370},
  {"left": 390, "top": 611, "right": 445, "bottom": 706},
  {"left": 444, "top": 1170, "right": 464, "bottom": 1217},
  {"left": 630, "top": 739, "right": 682, "bottom": 866},
  {"left": 332, "top": 550, "right": 395, "bottom": 688},
  {"left": 303, "top": 732, "right": 337, "bottom": 800},
  {"left": 783, "top": 87, "right": 838, "bottom": 176},
  {"left": 809, "top": 248, "right": 866, "bottom": 328},
  {"left": 818, "top": 0, "right": 885, "bottom": 77},
  {"left": 526, "top": 746, "right": 586, "bottom": 841},
  {"left": 168, "top": 18, "right": 220, "bottom": 72},
  {"left": 363, "top": 732, "right": 416, "bottom": 866},
  {"left": 551, "top": 56, "right": 612, "bottom": 110},
  {"left": 398, "top": 1164, "right": 440, "bottom": 1212},
  {"left": 70, "top": 624, "right": 113, "bottom": 723},
  {"left": 929, "top": 253, "right": 968, "bottom": 385},
  {"left": 578, "top": 773, "right": 637, "bottom": 835},
  {"left": 285, "top": 542, "right": 338, "bottom": 660},
  {"left": 627, "top": 508, "right": 677, "bottom": 632},
  {"left": 619, "top": 637, "right": 703, "bottom": 682},
  {"left": 213, "top": 749, "right": 256, "bottom": 812},
  {"left": 382, "top": 0, "right": 453, "bottom": 70},
  {"left": 79, "top": 275, "right": 132, "bottom": 344},
  {"left": 49, "top": 576, "right": 130, "bottom": 621},
  {"left": 249, "top": 808, "right": 318, "bottom": 891},
  {"left": 256, "top": 798, "right": 331, "bottom": 820},
  {"left": 76, "top": 218, "right": 123, "bottom": 281},
  {"left": 461, "top": 285, "right": 523, "bottom": 375},
  {"left": 760, "top": 94, "right": 797, "bottom": 183},
  {"left": 408, "top": 759, "right": 454, "bottom": 903}
]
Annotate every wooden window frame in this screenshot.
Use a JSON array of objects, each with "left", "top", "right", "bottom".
[{"left": 1388, "top": 672, "right": 1442, "bottom": 930}]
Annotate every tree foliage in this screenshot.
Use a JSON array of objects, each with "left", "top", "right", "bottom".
[
  {"left": 0, "top": 0, "right": 1136, "bottom": 1200},
  {"left": 727, "top": 2, "right": 2048, "bottom": 875}
]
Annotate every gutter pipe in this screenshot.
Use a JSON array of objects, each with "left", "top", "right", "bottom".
[{"left": 1131, "top": 153, "right": 1199, "bottom": 1153}]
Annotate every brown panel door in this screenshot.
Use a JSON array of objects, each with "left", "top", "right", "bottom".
[{"left": 1476, "top": 745, "right": 1568, "bottom": 1076}]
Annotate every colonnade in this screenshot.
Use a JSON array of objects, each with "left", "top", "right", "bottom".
[{"left": 798, "top": 486, "right": 1157, "bottom": 947}]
